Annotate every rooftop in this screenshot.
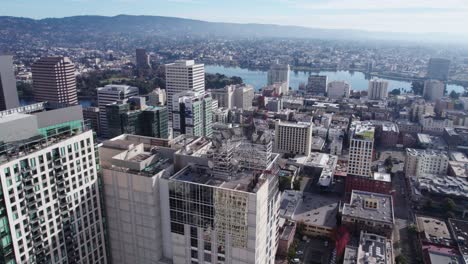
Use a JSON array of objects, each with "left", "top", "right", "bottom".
[
  {"left": 412, "top": 174, "right": 468, "bottom": 199},
  {"left": 279, "top": 190, "right": 338, "bottom": 229},
  {"left": 342, "top": 190, "right": 394, "bottom": 224},
  {"left": 416, "top": 216, "right": 453, "bottom": 246},
  {"left": 344, "top": 231, "right": 394, "bottom": 264},
  {"left": 169, "top": 153, "right": 279, "bottom": 193},
  {"left": 351, "top": 122, "right": 375, "bottom": 141},
  {"left": 448, "top": 219, "right": 468, "bottom": 263},
  {"left": 423, "top": 245, "right": 463, "bottom": 264},
  {"left": 373, "top": 172, "right": 391, "bottom": 182},
  {"left": 406, "top": 148, "right": 448, "bottom": 158}
]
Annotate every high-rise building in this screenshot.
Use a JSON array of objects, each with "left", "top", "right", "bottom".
[
  {"left": 274, "top": 120, "right": 313, "bottom": 156},
  {"left": 327, "top": 81, "right": 350, "bottom": 99},
  {"left": 97, "top": 84, "right": 139, "bottom": 138},
  {"left": 348, "top": 122, "right": 375, "bottom": 177},
  {"left": 172, "top": 91, "right": 212, "bottom": 138},
  {"left": 99, "top": 135, "right": 174, "bottom": 264},
  {"left": 160, "top": 140, "right": 280, "bottom": 264},
  {"left": 147, "top": 88, "right": 166, "bottom": 106},
  {"left": 106, "top": 98, "right": 168, "bottom": 139},
  {"left": 233, "top": 84, "right": 254, "bottom": 110},
  {"left": 267, "top": 63, "right": 290, "bottom": 94},
  {"left": 0, "top": 55, "right": 20, "bottom": 110},
  {"left": 306, "top": 75, "right": 328, "bottom": 96},
  {"left": 32, "top": 57, "right": 78, "bottom": 106},
  {"left": 405, "top": 148, "right": 449, "bottom": 177},
  {"left": 135, "top": 48, "right": 151, "bottom": 69},
  {"left": 427, "top": 58, "right": 450, "bottom": 81},
  {"left": 423, "top": 79, "right": 445, "bottom": 101},
  {"left": 210, "top": 86, "right": 234, "bottom": 109},
  {"left": 211, "top": 84, "right": 254, "bottom": 110},
  {"left": 342, "top": 190, "right": 394, "bottom": 238},
  {"left": 82, "top": 106, "right": 101, "bottom": 135},
  {"left": 368, "top": 79, "right": 389, "bottom": 100},
  {"left": 343, "top": 231, "right": 394, "bottom": 264},
  {"left": 165, "top": 60, "right": 205, "bottom": 120},
  {"left": 0, "top": 106, "right": 107, "bottom": 264}
]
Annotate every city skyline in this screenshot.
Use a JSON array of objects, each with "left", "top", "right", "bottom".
[{"left": 2, "top": 0, "right": 468, "bottom": 35}]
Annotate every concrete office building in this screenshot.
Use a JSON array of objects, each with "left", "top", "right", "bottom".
[
  {"left": 405, "top": 148, "right": 449, "bottom": 177},
  {"left": 210, "top": 84, "right": 257, "bottom": 110},
  {"left": 368, "top": 79, "right": 389, "bottom": 100},
  {"left": 327, "top": 81, "right": 350, "bottom": 99},
  {"left": 97, "top": 84, "right": 139, "bottom": 138},
  {"left": 306, "top": 75, "right": 328, "bottom": 96},
  {"left": 136, "top": 48, "right": 151, "bottom": 69},
  {"left": 0, "top": 55, "right": 20, "bottom": 110},
  {"left": 160, "top": 147, "right": 280, "bottom": 264},
  {"left": 147, "top": 88, "right": 166, "bottom": 106},
  {"left": 233, "top": 84, "right": 254, "bottom": 110},
  {"left": 165, "top": 60, "right": 205, "bottom": 120},
  {"left": 32, "top": 57, "right": 78, "bottom": 106},
  {"left": 343, "top": 231, "right": 394, "bottom": 264},
  {"left": 267, "top": 63, "right": 290, "bottom": 95},
  {"left": 348, "top": 122, "right": 375, "bottom": 177},
  {"left": 0, "top": 107, "right": 107, "bottom": 264},
  {"left": 427, "top": 58, "right": 451, "bottom": 81},
  {"left": 274, "top": 120, "right": 313, "bottom": 156},
  {"left": 342, "top": 190, "right": 394, "bottom": 238},
  {"left": 99, "top": 135, "right": 175, "bottom": 264},
  {"left": 423, "top": 80, "right": 445, "bottom": 101},
  {"left": 211, "top": 85, "right": 234, "bottom": 109},
  {"left": 172, "top": 91, "right": 213, "bottom": 138}
]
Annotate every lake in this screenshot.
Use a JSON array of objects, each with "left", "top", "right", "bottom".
[{"left": 205, "top": 65, "right": 464, "bottom": 94}]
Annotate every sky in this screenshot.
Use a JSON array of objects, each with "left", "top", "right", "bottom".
[{"left": 2, "top": 0, "right": 468, "bottom": 35}]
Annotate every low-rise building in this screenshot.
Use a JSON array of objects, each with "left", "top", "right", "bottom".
[
  {"left": 416, "top": 216, "right": 453, "bottom": 246},
  {"left": 342, "top": 190, "right": 394, "bottom": 238},
  {"left": 343, "top": 231, "right": 394, "bottom": 264},
  {"left": 405, "top": 148, "right": 449, "bottom": 177},
  {"left": 345, "top": 172, "right": 392, "bottom": 198},
  {"left": 279, "top": 191, "right": 338, "bottom": 238},
  {"left": 417, "top": 133, "right": 448, "bottom": 150},
  {"left": 448, "top": 219, "right": 468, "bottom": 264}
]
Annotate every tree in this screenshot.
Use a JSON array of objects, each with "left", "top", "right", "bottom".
[
  {"left": 411, "top": 81, "right": 424, "bottom": 95},
  {"left": 407, "top": 224, "right": 418, "bottom": 234},
  {"left": 425, "top": 198, "right": 434, "bottom": 209},
  {"left": 384, "top": 156, "right": 393, "bottom": 173},
  {"left": 279, "top": 176, "right": 292, "bottom": 192},
  {"left": 390, "top": 89, "right": 401, "bottom": 96},
  {"left": 395, "top": 255, "right": 408, "bottom": 264},
  {"left": 445, "top": 198, "right": 456, "bottom": 211},
  {"left": 450, "top": 90, "right": 460, "bottom": 99},
  {"left": 293, "top": 177, "right": 302, "bottom": 191}
]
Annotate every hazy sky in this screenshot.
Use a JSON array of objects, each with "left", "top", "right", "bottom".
[{"left": 2, "top": 0, "right": 468, "bottom": 34}]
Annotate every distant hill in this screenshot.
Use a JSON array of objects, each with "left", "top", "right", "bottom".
[{"left": 0, "top": 15, "right": 465, "bottom": 48}]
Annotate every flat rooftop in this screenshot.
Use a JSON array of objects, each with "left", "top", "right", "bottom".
[
  {"left": 351, "top": 122, "right": 375, "bottom": 140},
  {"left": 280, "top": 190, "right": 338, "bottom": 229},
  {"left": 373, "top": 172, "right": 391, "bottom": 182},
  {"left": 277, "top": 121, "right": 311, "bottom": 129},
  {"left": 416, "top": 216, "right": 452, "bottom": 246},
  {"left": 406, "top": 148, "right": 448, "bottom": 158},
  {"left": 449, "top": 219, "right": 468, "bottom": 263},
  {"left": 170, "top": 154, "right": 279, "bottom": 193},
  {"left": 423, "top": 245, "right": 463, "bottom": 264},
  {"left": 342, "top": 190, "right": 394, "bottom": 224},
  {"left": 347, "top": 232, "right": 393, "bottom": 264}
]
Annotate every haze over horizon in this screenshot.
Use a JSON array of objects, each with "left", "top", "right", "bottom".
[{"left": 2, "top": 0, "right": 468, "bottom": 36}]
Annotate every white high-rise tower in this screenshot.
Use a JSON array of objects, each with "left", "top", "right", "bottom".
[{"left": 165, "top": 60, "right": 205, "bottom": 120}]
